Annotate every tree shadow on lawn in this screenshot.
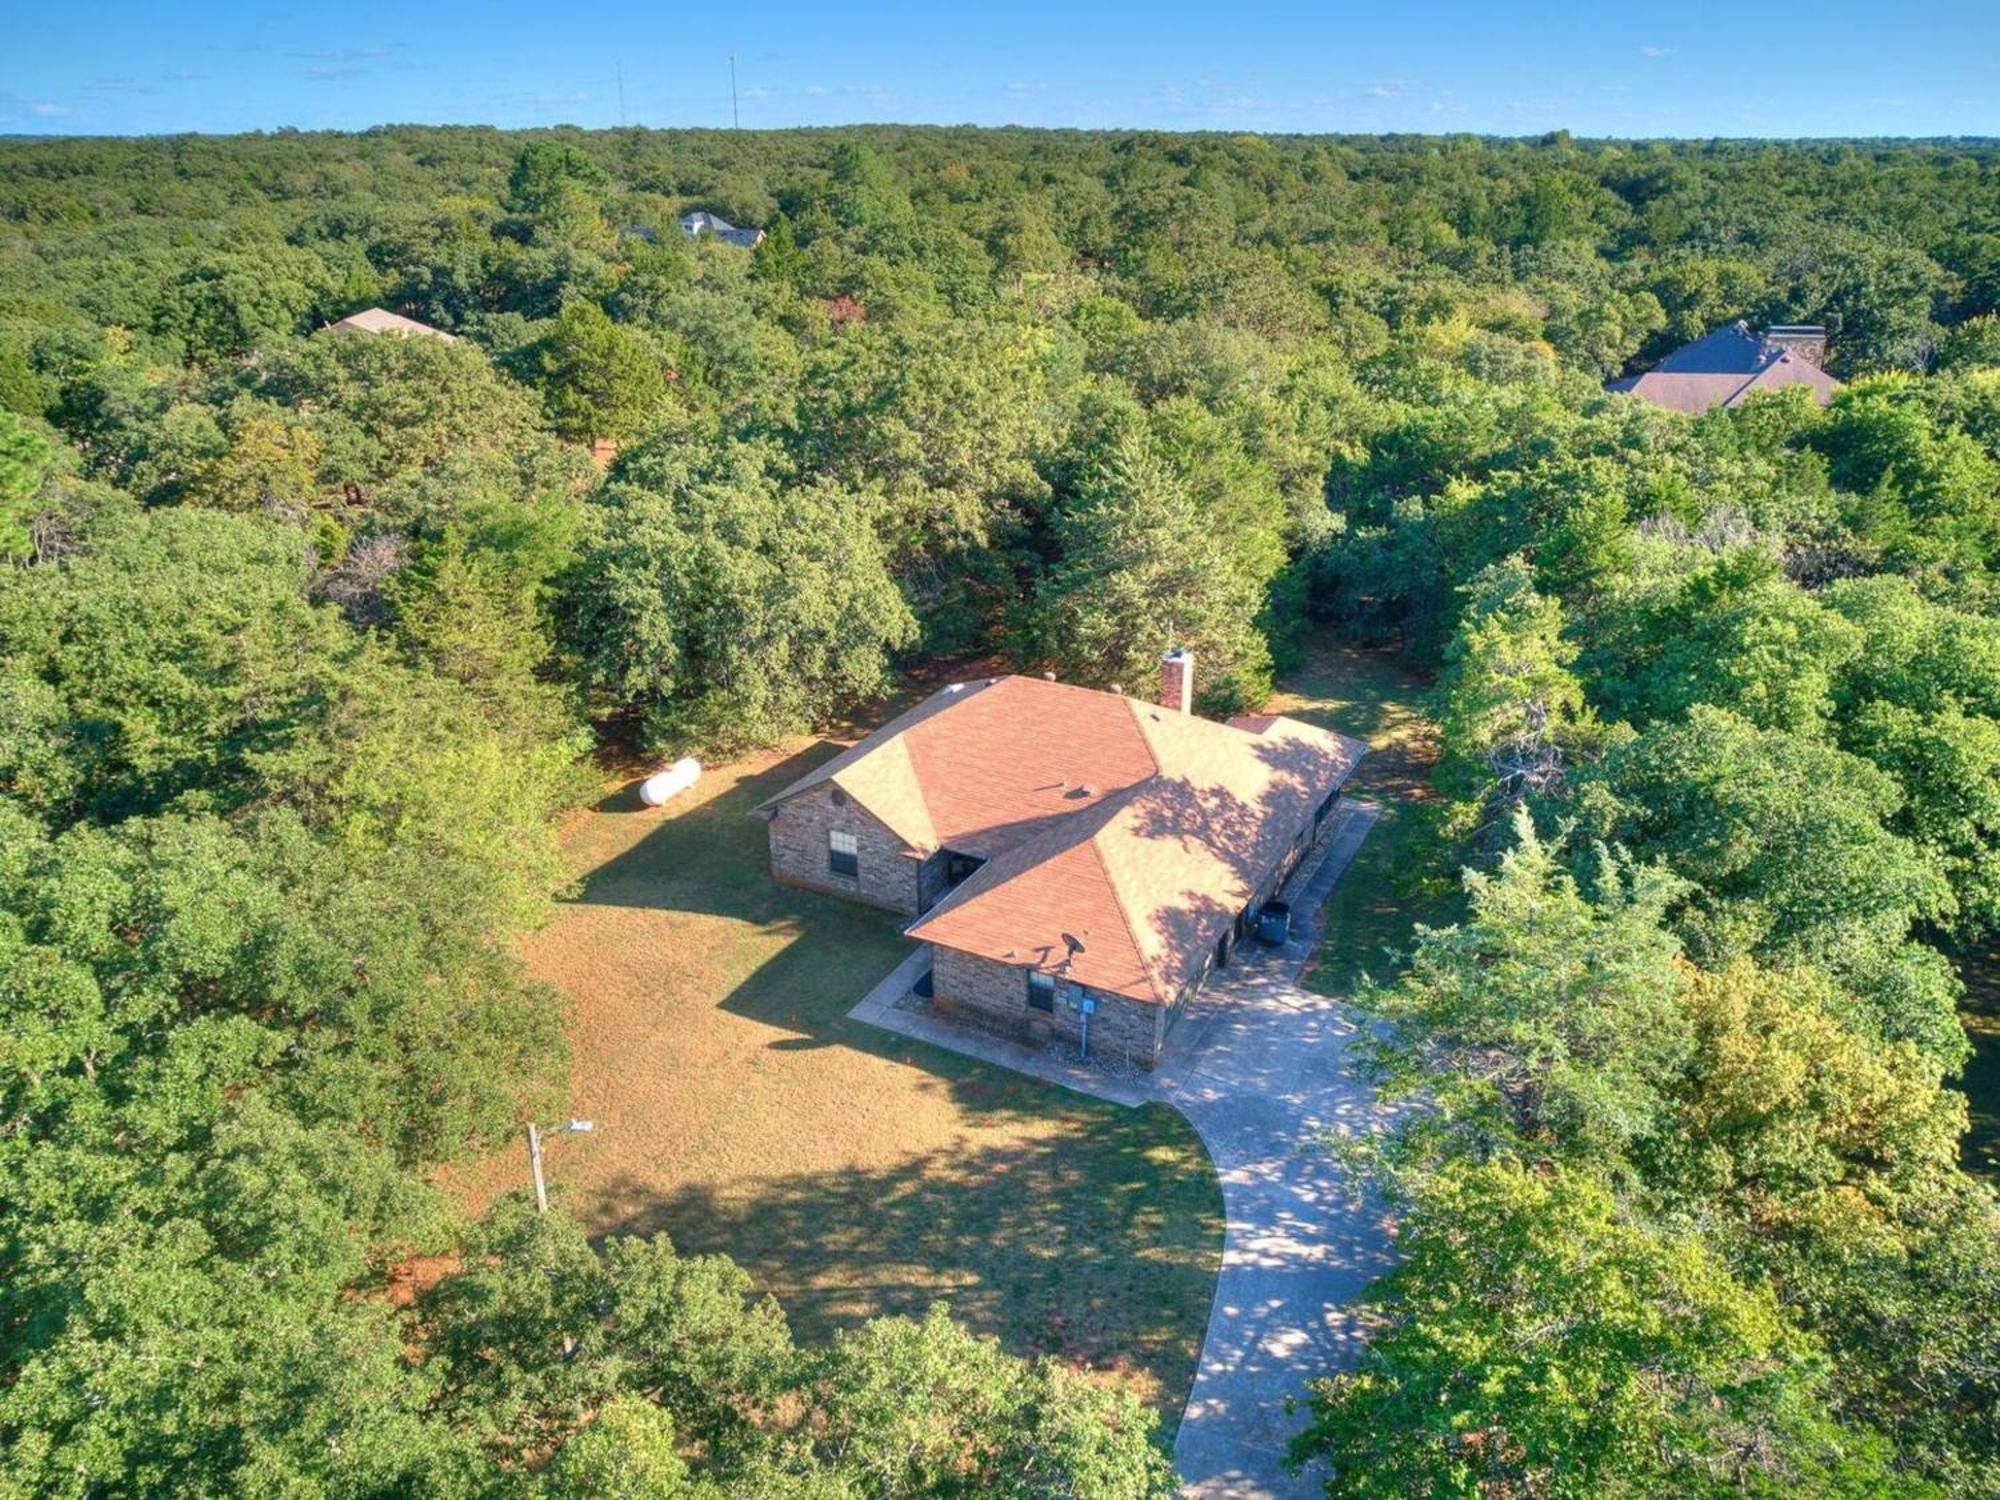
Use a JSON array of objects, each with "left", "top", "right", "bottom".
[
  {"left": 547, "top": 740, "right": 1224, "bottom": 1407},
  {"left": 584, "top": 1114, "right": 1219, "bottom": 1407},
  {"left": 564, "top": 741, "right": 1007, "bottom": 1064},
  {"left": 566, "top": 742, "right": 835, "bottom": 916}
]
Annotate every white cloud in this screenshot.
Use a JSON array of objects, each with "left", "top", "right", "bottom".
[
  {"left": 1639, "top": 45, "right": 1672, "bottom": 59},
  {"left": 1160, "top": 80, "right": 1267, "bottom": 119}
]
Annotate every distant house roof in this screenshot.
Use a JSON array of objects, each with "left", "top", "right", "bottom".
[
  {"left": 1609, "top": 321, "right": 1838, "bottom": 414},
  {"left": 679, "top": 210, "right": 766, "bottom": 249},
  {"left": 755, "top": 675, "right": 1364, "bottom": 1005},
  {"left": 324, "top": 307, "right": 457, "bottom": 341}
]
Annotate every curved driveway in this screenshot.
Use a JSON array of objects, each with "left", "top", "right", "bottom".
[
  {"left": 849, "top": 801, "right": 1393, "bottom": 1498},
  {"left": 1156, "top": 804, "right": 1395, "bottom": 1496}
]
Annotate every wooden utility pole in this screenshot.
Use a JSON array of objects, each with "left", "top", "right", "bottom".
[
  {"left": 525, "top": 1121, "right": 549, "bottom": 1213},
  {"left": 524, "top": 1118, "right": 594, "bottom": 1213}
]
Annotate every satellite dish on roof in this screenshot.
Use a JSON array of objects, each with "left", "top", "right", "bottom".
[{"left": 1061, "top": 931, "right": 1087, "bottom": 956}]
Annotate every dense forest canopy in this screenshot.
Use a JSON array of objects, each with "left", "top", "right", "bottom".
[{"left": 2, "top": 123, "right": 1999, "bottom": 1495}]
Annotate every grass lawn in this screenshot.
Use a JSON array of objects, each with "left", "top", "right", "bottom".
[
  {"left": 1264, "top": 639, "right": 1447, "bottom": 1000},
  {"left": 449, "top": 738, "right": 1224, "bottom": 1416}
]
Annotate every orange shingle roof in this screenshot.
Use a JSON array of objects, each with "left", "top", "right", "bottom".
[{"left": 757, "top": 676, "right": 1364, "bottom": 1003}]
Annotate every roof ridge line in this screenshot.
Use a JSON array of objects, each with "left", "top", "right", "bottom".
[
  {"left": 1122, "top": 693, "right": 1165, "bottom": 780},
  {"left": 1081, "top": 828, "right": 1169, "bottom": 1005}
]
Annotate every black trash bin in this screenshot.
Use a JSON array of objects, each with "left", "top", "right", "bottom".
[{"left": 1256, "top": 901, "right": 1291, "bottom": 945}]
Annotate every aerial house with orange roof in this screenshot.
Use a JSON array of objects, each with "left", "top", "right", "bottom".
[{"left": 753, "top": 650, "right": 1364, "bottom": 1069}]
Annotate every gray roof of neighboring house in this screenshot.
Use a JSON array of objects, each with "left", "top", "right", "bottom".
[
  {"left": 1608, "top": 321, "right": 1840, "bottom": 414},
  {"left": 678, "top": 210, "right": 766, "bottom": 248},
  {"left": 1652, "top": 321, "right": 1772, "bottom": 374}
]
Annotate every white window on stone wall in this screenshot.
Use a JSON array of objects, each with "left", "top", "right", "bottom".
[{"left": 828, "top": 829, "right": 859, "bottom": 877}]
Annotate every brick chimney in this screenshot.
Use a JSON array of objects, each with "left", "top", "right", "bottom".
[{"left": 1160, "top": 647, "right": 1194, "bottom": 714}]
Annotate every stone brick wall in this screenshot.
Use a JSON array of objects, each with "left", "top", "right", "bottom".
[
  {"left": 931, "top": 944, "right": 1047, "bottom": 1035},
  {"left": 764, "top": 781, "right": 921, "bottom": 914},
  {"left": 929, "top": 945, "right": 1168, "bottom": 1069},
  {"left": 916, "top": 849, "right": 952, "bottom": 912},
  {"left": 1062, "top": 984, "right": 1167, "bottom": 1070}
]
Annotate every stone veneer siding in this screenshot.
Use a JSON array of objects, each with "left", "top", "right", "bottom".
[
  {"left": 765, "top": 781, "right": 922, "bottom": 914},
  {"left": 930, "top": 945, "right": 1169, "bottom": 1069},
  {"left": 915, "top": 849, "right": 953, "bottom": 912}
]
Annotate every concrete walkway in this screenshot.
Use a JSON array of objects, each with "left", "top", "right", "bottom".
[{"left": 848, "top": 801, "right": 1395, "bottom": 1498}]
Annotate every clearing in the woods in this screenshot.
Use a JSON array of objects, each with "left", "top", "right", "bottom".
[
  {"left": 453, "top": 639, "right": 1432, "bottom": 1417},
  {"left": 450, "top": 734, "right": 1223, "bottom": 1416}
]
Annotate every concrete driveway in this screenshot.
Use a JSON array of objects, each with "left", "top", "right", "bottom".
[
  {"left": 851, "top": 801, "right": 1396, "bottom": 1497},
  {"left": 1157, "top": 830, "right": 1397, "bottom": 1495}
]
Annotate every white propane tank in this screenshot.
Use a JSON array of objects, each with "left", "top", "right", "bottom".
[{"left": 639, "top": 757, "right": 701, "bottom": 808}]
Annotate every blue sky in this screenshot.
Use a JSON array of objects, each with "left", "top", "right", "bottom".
[{"left": 5, "top": 1, "right": 1998, "bottom": 139}]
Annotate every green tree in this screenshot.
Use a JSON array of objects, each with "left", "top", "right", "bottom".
[
  {"left": 1432, "top": 558, "right": 1601, "bottom": 838},
  {"left": 154, "top": 247, "right": 335, "bottom": 362},
  {"left": 189, "top": 405, "right": 323, "bottom": 514},
  {"left": 0, "top": 407, "right": 51, "bottom": 559},
  {"left": 1366, "top": 807, "right": 1693, "bottom": 1163},
  {"left": 1025, "top": 431, "right": 1271, "bottom": 710},
  {"left": 1597, "top": 550, "right": 1864, "bottom": 736},
  {"left": 563, "top": 437, "right": 915, "bottom": 753},
  {"left": 1572, "top": 706, "right": 1960, "bottom": 1061},
  {"left": 1290, "top": 1161, "right": 1910, "bottom": 1499},
  {"left": 808, "top": 1305, "right": 1172, "bottom": 1498},
  {"left": 543, "top": 1395, "right": 698, "bottom": 1498},
  {"left": 505, "top": 140, "right": 613, "bottom": 245},
  {"left": 536, "top": 300, "right": 669, "bottom": 443}
]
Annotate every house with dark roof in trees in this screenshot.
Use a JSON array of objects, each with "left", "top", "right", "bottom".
[
  {"left": 1609, "top": 321, "right": 1840, "bottom": 414},
  {"left": 752, "top": 651, "right": 1364, "bottom": 1069}
]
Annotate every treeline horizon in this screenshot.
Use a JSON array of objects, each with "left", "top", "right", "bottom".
[{"left": 10, "top": 122, "right": 2000, "bottom": 144}]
